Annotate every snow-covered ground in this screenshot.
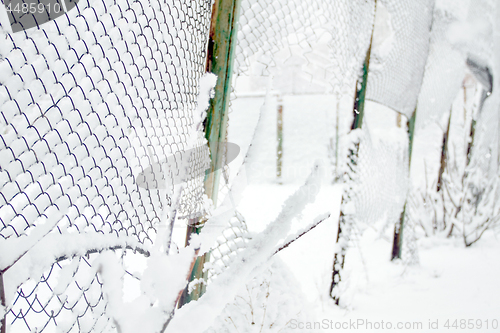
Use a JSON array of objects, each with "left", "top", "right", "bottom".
[{"left": 223, "top": 92, "right": 500, "bottom": 332}]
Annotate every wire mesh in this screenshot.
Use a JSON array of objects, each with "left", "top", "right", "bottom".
[
  {"left": 0, "top": 0, "right": 444, "bottom": 329},
  {"left": 0, "top": 0, "right": 212, "bottom": 331},
  {"left": 7, "top": 254, "right": 112, "bottom": 333},
  {"left": 234, "top": 0, "right": 366, "bottom": 94},
  {"left": 209, "top": 0, "right": 378, "bottom": 275},
  {"left": 366, "top": 0, "right": 434, "bottom": 118},
  {"left": 215, "top": 0, "right": 382, "bottom": 305},
  {"left": 206, "top": 211, "right": 251, "bottom": 283},
  {"left": 354, "top": 123, "right": 409, "bottom": 230}
]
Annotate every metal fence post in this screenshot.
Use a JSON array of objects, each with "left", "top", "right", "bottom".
[
  {"left": 330, "top": 33, "right": 373, "bottom": 303},
  {"left": 179, "top": 0, "right": 241, "bottom": 305},
  {"left": 391, "top": 110, "right": 416, "bottom": 260}
]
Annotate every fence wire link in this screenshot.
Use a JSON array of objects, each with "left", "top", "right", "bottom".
[{"left": 0, "top": 0, "right": 212, "bottom": 331}]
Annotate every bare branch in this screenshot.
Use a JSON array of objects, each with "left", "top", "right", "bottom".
[{"left": 272, "top": 214, "right": 331, "bottom": 256}]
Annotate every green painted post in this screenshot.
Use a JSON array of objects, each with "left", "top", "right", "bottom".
[
  {"left": 204, "top": 0, "right": 241, "bottom": 203},
  {"left": 330, "top": 34, "right": 374, "bottom": 303},
  {"left": 391, "top": 110, "right": 416, "bottom": 260},
  {"left": 351, "top": 46, "right": 371, "bottom": 130},
  {"left": 179, "top": 0, "right": 241, "bottom": 306}
]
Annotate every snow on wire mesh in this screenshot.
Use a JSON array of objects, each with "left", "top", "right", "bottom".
[
  {"left": 329, "top": 0, "right": 375, "bottom": 95},
  {"left": 206, "top": 211, "right": 251, "bottom": 282},
  {"left": 412, "top": 1, "right": 469, "bottom": 130},
  {"left": 352, "top": 124, "right": 408, "bottom": 229},
  {"left": 215, "top": 0, "right": 377, "bottom": 279},
  {"left": 234, "top": 0, "right": 327, "bottom": 75},
  {"left": 230, "top": 0, "right": 421, "bottom": 302},
  {"left": 234, "top": 0, "right": 374, "bottom": 94},
  {"left": 366, "top": 0, "right": 434, "bottom": 118},
  {"left": 335, "top": 123, "right": 408, "bottom": 236},
  {"left": 0, "top": 0, "right": 212, "bottom": 331}
]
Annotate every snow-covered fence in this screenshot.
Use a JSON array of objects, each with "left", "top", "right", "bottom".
[
  {"left": 1, "top": 0, "right": 354, "bottom": 329},
  {"left": 0, "top": 0, "right": 213, "bottom": 331},
  {"left": 233, "top": 0, "right": 355, "bottom": 94},
  {"left": 231, "top": 0, "right": 423, "bottom": 306},
  {"left": 5, "top": 0, "right": 497, "bottom": 330},
  {"left": 206, "top": 211, "right": 250, "bottom": 282}
]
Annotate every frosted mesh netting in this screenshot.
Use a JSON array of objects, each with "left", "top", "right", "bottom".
[
  {"left": 329, "top": 0, "right": 375, "bottom": 95},
  {"left": 412, "top": 0, "right": 470, "bottom": 131},
  {"left": 344, "top": 124, "right": 408, "bottom": 230},
  {"left": 232, "top": 0, "right": 376, "bottom": 181},
  {"left": 0, "top": 0, "right": 212, "bottom": 331},
  {"left": 232, "top": 0, "right": 375, "bottom": 182},
  {"left": 234, "top": 0, "right": 374, "bottom": 94},
  {"left": 235, "top": 0, "right": 329, "bottom": 74},
  {"left": 332, "top": 115, "right": 410, "bottom": 299},
  {"left": 366, "top": 0, "right": 434, "bottom": 118},
  {"left": 206, "top": 211, "right": 251, "bottom": 282}
]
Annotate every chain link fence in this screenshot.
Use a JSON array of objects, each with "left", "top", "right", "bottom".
[
  {"left": 0, "top": 0, "right": 439, "bottom": 330},
  {"left": 212, "top": 0, "right": 398, "bottom": 305},
  {"left": 0, "top": 0, "right": 213, "bottom": 331}
]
